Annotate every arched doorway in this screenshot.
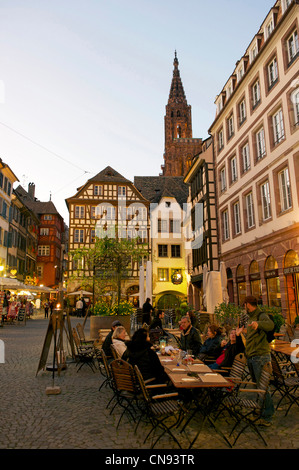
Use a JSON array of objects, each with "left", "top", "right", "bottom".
[
  {"left": 284, "top": 250, "right": 299, "bottom": 323},
  {"left": 264, "top": 256, "right": 281, "bottom": 307},
  {"left": 156, "top": 292, "right": 183, "bottom": 310},
  {"left": 187, "top": 283, "right": 193, "bottom": 307},
  {"left": 236, "top": 265, "right": 246, "bottom": 306},
  {"left": 249, "top": 260, "right": 262, "bottom": 304}
]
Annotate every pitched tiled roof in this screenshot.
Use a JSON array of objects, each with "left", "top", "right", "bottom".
[
  {"left": 15, "top": 185, "right": 60, "bottom": 216},
  {"left": 133, "top": 176, "right": 189, "bottom": 207},
  {"left": 88, "top": 166, "right": 131, "bottom": 184}
]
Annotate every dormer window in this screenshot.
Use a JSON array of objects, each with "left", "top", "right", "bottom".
[
  {"left": 282, "top": 0, "right": 292, "bottom": 15},
  {"left": 237, "top": 64, "right": 244, "bottom": 83},
  {"left": 250, "top": 44, "right": 258, "bottom": 63},
  {"left": 265, "top": 18, "right": 274, "bottom": 40}
]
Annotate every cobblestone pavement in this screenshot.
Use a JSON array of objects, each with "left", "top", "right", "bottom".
[{"left": 0, "top": 315, "right": 298, "bottom": 451}]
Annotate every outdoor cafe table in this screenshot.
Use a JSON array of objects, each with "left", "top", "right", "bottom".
[
  {"left": 270, "top": 340, "right": 299, "bottom": 358},
  {"left": 159, "top": 355, "right": 232, "bottom": 448}
]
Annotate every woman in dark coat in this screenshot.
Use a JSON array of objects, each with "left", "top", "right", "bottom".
[
  {"left": 122, "top": 328, "right": 168, "bottom": 383},
  {"left": 199, "top": 324, "right": 223, "bottom": 360}
]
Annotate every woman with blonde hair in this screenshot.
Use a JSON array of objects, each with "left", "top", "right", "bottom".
[{"left": 112, "top": 326, "right": 128, "bottom": 357}]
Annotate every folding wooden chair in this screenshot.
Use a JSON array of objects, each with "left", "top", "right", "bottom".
[
  {"left": 134, "top": 365, "right": 186, "bottom": 449},
  {"left": 76, "top": 323, "right": 94, "bottom": 345},
  {"left": 109, "top": 359, "right": 143, "bottom": 429}
]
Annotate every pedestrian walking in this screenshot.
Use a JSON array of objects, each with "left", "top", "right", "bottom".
[{"left": 44, "top": 300, "right": 49, "bottom": 318}]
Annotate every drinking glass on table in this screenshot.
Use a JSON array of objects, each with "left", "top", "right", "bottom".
[{"left": 186, "top": 350, "right": 193, "bottom": 364}]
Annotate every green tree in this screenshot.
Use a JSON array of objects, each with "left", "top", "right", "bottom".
[{"left": 70, "top": 233, "right": 149, "bottom": 308}]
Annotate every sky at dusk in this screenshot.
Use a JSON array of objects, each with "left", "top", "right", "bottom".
[{"left": 0, "top": 0, "right": 275, "bottom": 223}]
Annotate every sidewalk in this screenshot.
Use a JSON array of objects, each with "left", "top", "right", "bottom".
[{"left": 0, "top": 315, "right": 298, "bottom": 450}]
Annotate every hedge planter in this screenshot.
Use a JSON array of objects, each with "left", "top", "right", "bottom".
[{"left": 90, "top": 315, "right": 131, "bottom": 339}]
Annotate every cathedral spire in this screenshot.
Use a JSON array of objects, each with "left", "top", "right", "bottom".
[
  {"left": 161, "top": 53, "right": 202, "bottom": 177},
  {"left": 168, "top": 51, "right": 187, "bottom": 105}
]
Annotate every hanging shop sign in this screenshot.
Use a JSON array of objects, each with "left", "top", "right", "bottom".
[{"left": 171, "top": 271, "right": 183, "bottom": 285}]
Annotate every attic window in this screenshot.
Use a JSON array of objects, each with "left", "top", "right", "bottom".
[{"left": 165, "top": 202, "right": 171, "bottom": 208}]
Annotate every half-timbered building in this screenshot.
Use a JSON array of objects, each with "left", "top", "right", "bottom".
[{"left": 65, "top": 166, "right": 150, "bottom": 298}]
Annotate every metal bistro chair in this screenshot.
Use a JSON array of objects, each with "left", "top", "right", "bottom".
[
  {"left": 134, "top": 365, "right": 186, "bottom": 449},
  {"left": 270, "top": 351, "right": 299, "bottom": 416},
  {"left": 216, "top": 353, "right": 248, "bottom": 384},
  {"left": 72, "top": 328, "right": 96, "bottom": 373},
  {"left": 221, "top": 361, "right": 273, "bottom": 447},
  {"left": 149, "top": 327, "right": 164, "bottom": 345}
]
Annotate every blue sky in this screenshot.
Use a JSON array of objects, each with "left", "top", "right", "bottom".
[{"left": 0, "top": 0, "right": 274, "bottom": 222}]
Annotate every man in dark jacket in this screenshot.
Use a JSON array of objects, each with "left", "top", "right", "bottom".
[
  {"left": 240, "top": 295, "right": 275, "bottom": 426},
  {"left": 102, "top": 320, "right": 122, "bottom": 358},
  {"left": 179, "top": 316, "right": 202, "bottom": 357}
]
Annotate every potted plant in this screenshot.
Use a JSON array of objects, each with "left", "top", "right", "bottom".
[
  {"left": 90, "top": 299, "right": 134, "bottom": 337},
  {"left": 214, "top": 302, "right": 243, "bottom": 331}
]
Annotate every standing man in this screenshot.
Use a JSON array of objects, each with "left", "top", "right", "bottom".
[
  {"left": 142, "top": 298, "right": 154, "bottom": 326},
  {"left": 76, "top": 298, "right": 83, "bottom": 318},
  {"left": 240, "top": 295, "right": 274, "bottom": 426},
  {"left": 179, "top": 316, "right": 202, "bottom": 357}
]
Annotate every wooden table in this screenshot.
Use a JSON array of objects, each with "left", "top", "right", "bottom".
[
  {"left": 164, "top": 328, "right": 182, "bottom": 337},
  {"left": 161, "top": 355, "right": 231, "bottom": 448},
  {"left": 271, "top": 341, "right": 299, "bottom": 358}
]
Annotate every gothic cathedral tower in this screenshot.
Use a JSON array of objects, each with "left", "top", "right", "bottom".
[{"left": 161, "top": 52, "right": 202, "bottom": 176}]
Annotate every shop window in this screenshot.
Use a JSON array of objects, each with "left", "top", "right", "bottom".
[
  {"left": 264, "top": 256, "right": 281, "bottom": 307},
  {"left": 236, "top": 264, "right": 246, "bottom": 306},
  {"left": 249, "top": 260, "right": 262, "bottom": 303},
  {"left": 283, "top": 250, "right": 299, "bottom": 323}
]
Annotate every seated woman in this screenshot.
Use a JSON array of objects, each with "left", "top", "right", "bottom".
[
  {"left": 111, "top": 326, "right": 128, "bottom": 358},
  {"left": 209, "top": 327, "right": 245, "bottom": 370},
  {"left": 122, "top": 328, "right": 168, "bottom": 383},
  {"left": 198, "top": 324, "right": 223, "bottom": 361}
]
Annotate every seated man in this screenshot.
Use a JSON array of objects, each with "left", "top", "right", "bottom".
[
  {"left": 179, "top": 316, "right": 202, "bottom": 357},
  {"left": 102, "top": 320, "right": 122, "bottom": 358},
  {"left": 149, "top": 310, "right": 164, "bottom": 330}
]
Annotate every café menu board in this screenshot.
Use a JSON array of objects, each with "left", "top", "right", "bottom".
[{"left": 17, "top": 308, "right": 25, "bottom": 321}]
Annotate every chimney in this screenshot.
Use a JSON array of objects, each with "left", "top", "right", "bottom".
[{"left": 28, "top": 182, "right": 35, "bottom": 199}]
